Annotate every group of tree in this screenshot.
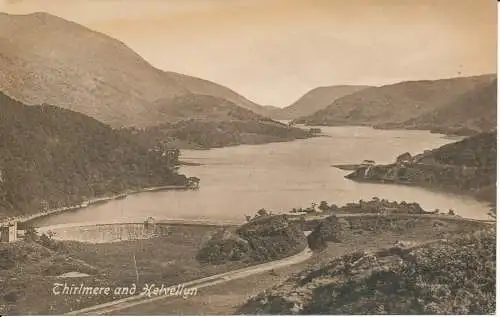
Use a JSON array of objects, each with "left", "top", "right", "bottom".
[
  {"left": 0, "top": 92, "right": 188, "bottom": 218},
  {"left": 288, "top": 198, "right": 430, "bottom": 215}
]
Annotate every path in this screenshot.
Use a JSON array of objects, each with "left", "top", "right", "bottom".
[{"left": 65, "top": 247, "right": 313, "bottom": 315}]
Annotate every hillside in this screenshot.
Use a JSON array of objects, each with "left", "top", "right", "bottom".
[
  {"left": 275, "top": 85, "right": 370, "bottom": 120},
  {"left": 0, "top": 92, "right": 187, "bottom": 220},
  {"left": 152, "top": 94, "right": 272, "bottom": 122},
  {"left": 345, "top": 131, "right": 497, "bottom": 202},
  {"left": 0, "top": 12, "right": 269, "bottom": 128},
  {"left": 378, "top": 79, "right": 497, "bottom": 136},
  {"left": 295, "top": 75, "right": 496, "bottom": 129},
  {"left": 135, "top": 119, "right": 314, "bottom": 149},
  {"left": 238, "top": 228, "right": 495, "bottom": 314}
]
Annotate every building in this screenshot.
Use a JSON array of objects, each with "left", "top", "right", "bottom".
[{"left": 0, "top": 222, "right": 18, "bottom": 242}]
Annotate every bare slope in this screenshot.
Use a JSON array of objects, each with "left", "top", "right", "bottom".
[
  {"left": 276, "top": 85, "right": 370, "bottom": 120},
  {"left": 379, "top": 79, "right": 497, "bottom": 135},
  {"left": 0, "top": 12, "right": 268, "bottom": 127},
  {"left": 296, "top": 75, "right": 496, "bottom": 128}
]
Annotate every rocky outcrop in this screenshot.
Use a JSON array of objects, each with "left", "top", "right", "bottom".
[
  {"left": 307, "top": 215, "right": 346, "bottom": 250},
  {"left": 196, "top": 215, "right": 307, "bottom": 264},
  {"left": 196, "top": 229, "right": 251, "bottom": 264}
]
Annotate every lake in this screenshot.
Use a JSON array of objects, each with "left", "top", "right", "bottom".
[{"left": 33, "top": 126, "right": 492, "bottom": 227}]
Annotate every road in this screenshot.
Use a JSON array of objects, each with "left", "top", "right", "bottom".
[{"left": 65, "top": 247, "right": 313, "bottom": 315}]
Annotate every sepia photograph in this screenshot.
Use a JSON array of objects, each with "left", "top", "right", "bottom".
[{"left": 0, "top": 0, "right": 497, "bottom": 315}]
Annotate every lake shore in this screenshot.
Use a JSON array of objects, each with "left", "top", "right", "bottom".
[{"left": 17, "top": 184, "right": 194, "bottom": 227}]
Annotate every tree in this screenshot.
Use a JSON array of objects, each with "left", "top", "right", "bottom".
[
  {"left": 187, "top": 177, "right": 200, "bottom": 189},
  {"left": 311, "top": 202, "right": 318, "bottom": 211},
  {"left": 24, "top": 225, "right": 38, "bottom": 242},
  {"left": 448, "top": 209, "right": 455, "bottom": 216},
  {"left": 318, "top": 201, "right": 330, "bottom": 212},
  {"left": 256, "top": 208, "right": 268, "bottom": 217}
]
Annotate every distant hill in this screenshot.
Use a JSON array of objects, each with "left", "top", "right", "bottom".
[
  {"left": 0, "top": 12, "right": 269, "bottom": 128},
  {"left": 275, "top": 85, "right": 370, "bottom": 120},
  {"left": 378, "top": 79, "right": 497, "bottom": 136},
  {"left": 296, "top": 75, "right": 496, "bottom": 131},
  {"left": 152, "top": 94, "right": 271, "bottom": 122},
  {"left": 0, "top": 92, "right": 187, "bottom": 220}
]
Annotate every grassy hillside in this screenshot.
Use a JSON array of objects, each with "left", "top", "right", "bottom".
[
  {"left": 238, "top": 228, "right": 495, "bottom": 314},
  {"left": 295, "top": 75, "right": 495, "bottom": 131},
  {"left": 0, "top": 92, "right": 187, "bottom": 220},
  {"left": 0, "top": 12, "right": 269, "bottom": 128},
  {"left": 273, "top": 85, "right": 370, "bottom": 120}
]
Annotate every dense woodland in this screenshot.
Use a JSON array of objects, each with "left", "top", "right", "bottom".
[
  {"left": 0, "top": 92, "right": 187, "bottom": 219},
  {"left": 131, "top": 119, "right": 314, "bottom": 149}
]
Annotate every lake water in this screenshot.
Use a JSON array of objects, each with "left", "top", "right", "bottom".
[{"left": 33, "top": 126, "right": 492, "bottom": 227}]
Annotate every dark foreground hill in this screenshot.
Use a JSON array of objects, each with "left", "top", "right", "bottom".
[
  {"left": 196, "top": 214, "right": 307, "bottom": 264},
  {"left": 345, "top": 131, "right": 497, "bottom": 202},
  {"left": 0, "top": 92, "right": 187, "bottom": 219},
  {"left": 0, "top": 12, "right": 270, "bottom": 127},
  {"left": 238, "top": 227, "right": 495, "bottom": 314},
  {"left": 296, "top": 75, "right": 496, "bottom": 135}
]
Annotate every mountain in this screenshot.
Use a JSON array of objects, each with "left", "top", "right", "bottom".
[
  {"left": 378, "top": 79, "right": 497, "bottom": 135},
  {"left": 296, "top": 75, "right": 496, "bottom": 129},
  {"left": 275, "top": 85, "right": 371, "bottom": 120},
  {"left": 0, "top": 12, "right": 269, "bottom": 128},
  {"left": 0, "top": 91, "right": 188, "bottom": 220}
]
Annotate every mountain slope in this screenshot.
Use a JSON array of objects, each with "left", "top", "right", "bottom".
[
  {"left": 0, "top": 91, "right": 187, "bottom": 220},
  {"left": 379, "top": 79, "right": 497, "bottom": 135},
  {"left": 0, "top": 12, "right": 268, "bottom": 127},
  {"left": 152, "top": 94, "right": 271, "bottom": 122},
  {"left": 275, "top": 85, "right": 370, "bottom": 120},
  {"left": 296, "top": 75, "right": 496, "bottom": 128}
]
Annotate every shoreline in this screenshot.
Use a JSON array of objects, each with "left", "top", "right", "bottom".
[
  {"left": 297, "top": 122, "right": 478, "bottom": 138},
  {"left": 345, "top": 175, "right": 495, "bottom": 207}
]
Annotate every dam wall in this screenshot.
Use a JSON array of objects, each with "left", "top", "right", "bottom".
[
  {"left": 37, "top": 220, "right": 238, "bottom": 244},
  {"left": 39, "top": 223, "right": 169, "bottom": 243}
]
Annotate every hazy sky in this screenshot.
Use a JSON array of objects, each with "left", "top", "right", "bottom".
[{"left": 1, "top": 0, "right": 497, "bottom": 106}]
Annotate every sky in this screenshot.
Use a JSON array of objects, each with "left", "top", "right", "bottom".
[{"left": 0, "top": 0, "right": 497, "bottom": 106}]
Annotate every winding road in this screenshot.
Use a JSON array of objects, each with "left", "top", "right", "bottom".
[{"left": 65, "top": 247, "right": 313, "bottom": 315}]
